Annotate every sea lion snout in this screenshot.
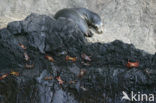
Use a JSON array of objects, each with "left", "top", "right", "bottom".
[
  {"left": 95, "top": 23, "right": 103, "bottom": 34},
  {"left": 97, "top": 26, "right": 103, "bottom": 34}
]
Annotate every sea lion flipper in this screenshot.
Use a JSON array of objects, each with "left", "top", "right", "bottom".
[{"left": 87, "top": 30, "right": 94, "bottom": 37}]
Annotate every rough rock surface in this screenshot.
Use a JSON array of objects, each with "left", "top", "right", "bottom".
[
  {"left": 0, "top": 0, "right": 156, "bottom": 54},
  {"left": 0, "top": 14, "right": 156, "bottom": 103}
]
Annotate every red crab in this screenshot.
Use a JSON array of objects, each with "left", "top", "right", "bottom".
[{"left": 126, "top": 60, "right": 139, "bottom": 68}]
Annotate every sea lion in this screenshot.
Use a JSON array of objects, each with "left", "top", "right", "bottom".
[{"left": 54, "top": 8, "right": 103, "bottom": 37}]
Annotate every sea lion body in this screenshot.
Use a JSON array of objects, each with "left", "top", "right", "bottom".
[
  {"left": 54, "top": 8, "right": 90, "bottom": 36},
  {"left": 54, "top": 8, "right": 103, "bottom": 37}
]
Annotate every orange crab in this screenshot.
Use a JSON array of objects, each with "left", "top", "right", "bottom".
[
  {"left": 10, "top": 71, "right": 19, "bottom": 76},
  {"left": 56, "top": 76, "right": 64, "bottom": 85},
  {"left": 45, "top": 55, "right": 54, "bottom": 62},
  {"left": 19, "top": 43, "right": 27, "bottom": 50},
  {"left": 24, "top": 52, "right": 30, "bottom": 61},
  {"left": 78, "top": 69, "right": 86, "bottom": 78},
  {"left": 65, "top": 55, "right": 77, "bottom": 62},
  {"left": 126, "top": 60, "right": 139, "bottom": 68},
  {"left": 81, "top": 53, "right": 91, "bottom": 61},
  {"left": 0, "top": 74, "right": 8, "bottom": 80}
]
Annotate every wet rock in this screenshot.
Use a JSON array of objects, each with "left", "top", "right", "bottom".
[{"left": 0, "top": 14, "right": 155, "bottom": 103}]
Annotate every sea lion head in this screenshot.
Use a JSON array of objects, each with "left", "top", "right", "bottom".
[{"left": 90, "top": 13, "right": 103, "bottom": 34}]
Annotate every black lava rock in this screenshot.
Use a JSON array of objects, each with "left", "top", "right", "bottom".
[{"left": 0, "top": 13, "right": 155, "bottom": 103}]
